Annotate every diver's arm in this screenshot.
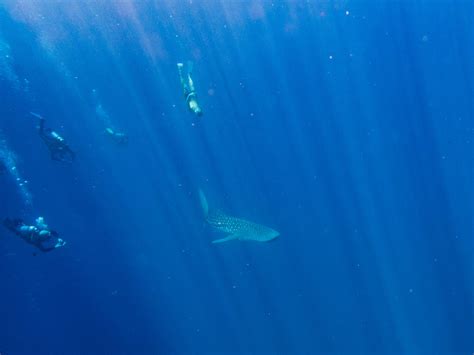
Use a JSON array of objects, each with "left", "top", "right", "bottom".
[{"left": 38, "top": 118, "right": 45, "bottom": 135}]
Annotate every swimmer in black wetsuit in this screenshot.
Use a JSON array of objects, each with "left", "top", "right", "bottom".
[{"left": 177, "top": 61, "right": 203, "bottom": 117}]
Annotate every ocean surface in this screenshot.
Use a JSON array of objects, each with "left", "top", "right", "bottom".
[{"left": 0, "top": 1, "right": 473, "bottom": 353}]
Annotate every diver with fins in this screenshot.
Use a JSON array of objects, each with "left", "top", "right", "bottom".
[
  {"left": 3, "top": 216, "right": 66, "bottom": 253},
  {"left": 177, "top": 61, "right": 203, "bottom": 117},
  {"left": 31, "top": 112, "right": 76, "bottom": 163}
]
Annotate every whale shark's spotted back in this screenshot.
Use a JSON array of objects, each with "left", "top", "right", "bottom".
[{"left": 199, "top": 189, "right": 279, "bottom": 243}]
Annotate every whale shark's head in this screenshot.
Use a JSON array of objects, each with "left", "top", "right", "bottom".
[{"left": 266, "top": 228, "right": 280, "bottom": 241}]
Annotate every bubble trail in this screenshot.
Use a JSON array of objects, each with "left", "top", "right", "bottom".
[{"left": 0, "top": 137, "right": 33, "bottom": 206}]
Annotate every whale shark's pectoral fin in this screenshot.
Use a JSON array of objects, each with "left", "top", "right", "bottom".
[
  {"left": 198, "top": 189, "right": 209, "bottom": 218},
  {"left": 211, "top": 234, "right": 239, "bottom": 244}
]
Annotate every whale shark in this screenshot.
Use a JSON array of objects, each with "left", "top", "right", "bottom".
[{"left": 198, "top": 189, "right": 280, "bottom": 243}]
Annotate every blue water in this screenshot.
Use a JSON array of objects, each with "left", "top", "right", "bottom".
[{"left": 0, "top": 1, "right": 472, "bottom": 353}]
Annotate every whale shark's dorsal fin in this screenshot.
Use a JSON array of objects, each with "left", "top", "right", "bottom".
[{"left": 198, "top": 189, "right": 209, "bottom": 218}]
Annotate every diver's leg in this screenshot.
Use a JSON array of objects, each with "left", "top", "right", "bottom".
[
  {"left": 177, "top": 63, "right": 188, "bottom": 95},
  {"left": 187, "top": 73, "right": 196, "bottom": 92},
  {"left": 186, "top": 61, "right": 196, "bottom": 92}
]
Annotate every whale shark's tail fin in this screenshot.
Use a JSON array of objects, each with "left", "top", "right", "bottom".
[{"left": 198, "top": 189, "right": 209, "bottom": 218}]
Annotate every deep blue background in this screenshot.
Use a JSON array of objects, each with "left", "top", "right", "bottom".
[{"left": 0, "top": 1, "right": 472, "bottom": 353}]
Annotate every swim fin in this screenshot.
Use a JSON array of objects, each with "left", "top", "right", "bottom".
[{"left": 187, "top": 60, "right": 194, "bottom": 74}]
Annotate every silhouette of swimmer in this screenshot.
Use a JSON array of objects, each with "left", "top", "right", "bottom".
[
  {"left": 177, "top": 61, "right": 203, "bottom": 117},
  {"left": 3, "top": 217, "right": 66, "bottom": 253},
  {"left": 31, "top": 113, "right": 76, "bottom": 163}
]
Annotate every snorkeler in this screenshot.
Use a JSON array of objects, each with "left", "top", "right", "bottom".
[
  {"left": 177, "top": 61, "right": 203, "bottom": 117},
  {"left": 31, "top": 113, "right": 76, "bottom": 163},
  {"left": 3, "top": 217, "right": 66, "bottom": 252},
  {"left": 105, "top": 127, "right": 128, "bottom": 145}
]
